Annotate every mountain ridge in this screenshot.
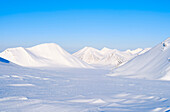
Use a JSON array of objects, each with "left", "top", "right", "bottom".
[
  {"left": 73, "top": 46, "right": 151, "bottom": 68},
  {"left": 0, "top": 43, "right": 92, "bottom": 68}
]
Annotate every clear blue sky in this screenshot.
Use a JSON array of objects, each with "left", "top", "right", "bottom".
[{"left": 0, "top": 0, "right": 170, "bottom": 53}]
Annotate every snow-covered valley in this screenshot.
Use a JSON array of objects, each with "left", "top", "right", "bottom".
[{"left": 0, "top": 38, "right": 170, "bottom": 112}]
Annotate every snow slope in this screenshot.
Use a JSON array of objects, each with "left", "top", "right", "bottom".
[
  {"left": 0, "top": 43, "right": 91, "bottom": 68},
  {"left": 73, "top": 47, "right": 150, "bottom": 68},
  {"left": 109, "top": 38, "right": 170, "bottom": 80}
]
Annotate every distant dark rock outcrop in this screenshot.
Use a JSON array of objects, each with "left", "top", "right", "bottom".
[{"left": 0, "top": 57, "right": 10, "bottom": 63}]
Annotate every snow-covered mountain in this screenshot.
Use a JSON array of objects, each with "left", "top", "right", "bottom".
[
  {"left": 101, "top": 49, "right": 136, "bottom": 67},
  {"left": 108, "top": 38, "right": 170, "bottom": 80},
  {"left": 0, "top": 43, "right": 92, "bottom": 68},
  {"left": 100, "top": 47, "right": 113, "bottom": 54},
  {"left": 72, "top": 47, "right": 103, "bottom": 64},
  {"left": 73, "top": 47, "right": 150, "bottom": 68}
]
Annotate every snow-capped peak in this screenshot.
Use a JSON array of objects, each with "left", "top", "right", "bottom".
[
  {"left": 101, "top": 47, "right": 112, "bottom": 51},
  {"left": 82, "top": 47, "right": 100, "bottom": 52},
  {"left": 125, "top": 48, "right": 143, "bottom": 54},
  {"left": 73, "top": 47, "right": 103, "bottom": 64},
  {"left": 31, "top": 43, "right": 61, "bottom": 48},
  {"left": 100, "top": 47, "right": 113, "bottom": 54}
]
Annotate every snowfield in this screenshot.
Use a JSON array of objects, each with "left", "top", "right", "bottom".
[
  {"left": 0, "top": 38, "right": 170, "bottom": 112},
  {"left": 0, "top": 61, "right": 170, "bottom": 112}
]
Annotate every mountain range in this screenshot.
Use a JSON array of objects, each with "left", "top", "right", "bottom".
[{"left": 73, "top": 46, "right": 150, "bottom": 68}]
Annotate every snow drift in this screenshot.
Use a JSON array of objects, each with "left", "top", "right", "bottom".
[
  {"left": 0, "top": 43, "right": 91, "bottom": 68},
  {"left": 73, "top": 47, "right": 150, "bottom": 68},
  {"left": 108, "top": 38, "right": 170, "bottom": 80}
]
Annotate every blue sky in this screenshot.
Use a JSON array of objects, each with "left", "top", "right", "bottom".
[{"left": 0, "top": 0, "right": 170, "bottom": 53}]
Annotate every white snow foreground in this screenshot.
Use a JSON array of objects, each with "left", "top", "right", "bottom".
[
  {"left": 108, "top": 38, "right": 170, "bottom": 80},
  {"left": 0, "top": 43, "right": 92, "bottom": 68},
  {"left": 73, "top": 46, "right": 150, "bottom": 68},
  {"left": 0, "top": 61, "right": 170, "bottom": 112}
]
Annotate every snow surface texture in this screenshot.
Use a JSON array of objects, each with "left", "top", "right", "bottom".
[
  {"left": 0, "top": 62, "right": 170, "bottom": 112},
  {"left": 0, "top": 43, "right": 92, "bottom": 68},
  {"left": 108, "top": 38, "right": 170, "bottom": 80},
  {"left": 73, "top": 46, "right": 150, "bottom": 68}
]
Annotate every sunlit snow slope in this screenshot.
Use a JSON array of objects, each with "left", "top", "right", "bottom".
[
  {"left": 109, "top": 38, "right": 170, "bottom": 80},
  {"left": 0, "top": 43, "right": 91, "bottom": 68}
]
